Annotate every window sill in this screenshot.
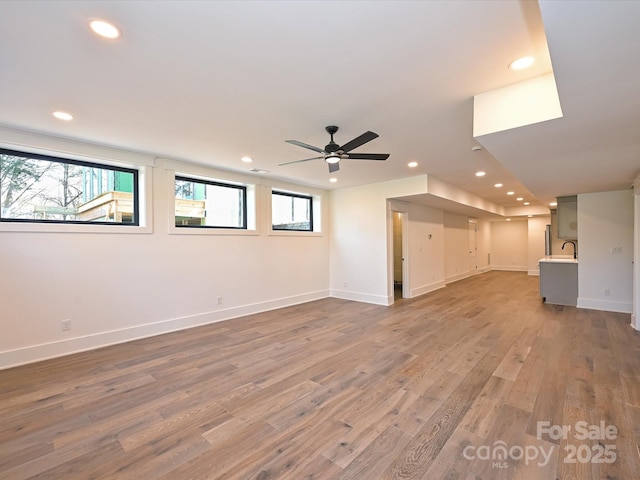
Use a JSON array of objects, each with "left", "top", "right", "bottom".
[
  {"left": 168, "top": 225, "right": 260, "bottom": 236},
  {"left": 0, "top": 222, "right": 152, "bottom": 234},
  {"left": 269, "top": 229, "right": 323, "bottom": 237}
]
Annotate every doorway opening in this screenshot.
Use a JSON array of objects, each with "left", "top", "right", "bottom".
[{"left": 392, "top": 211, "right": 408, "bottom": 301}]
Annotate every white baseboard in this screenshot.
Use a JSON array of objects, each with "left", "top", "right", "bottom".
[
  {"left": 330, "top": 289, "right": 390, "bottom": 306},
  {"left": 445, "top": 271, "right": 473, "bottom": 284},
  {"left": 410, "top": 280, "right": 446, "bottom": 298},
  {"left": 0, "top": 290, "right": 329, "bottom": 370},
  {"left": 576, "top": 297, "right": 633, "bottom": 314},
  {"left": 491, "top": 265, "right": 528, "bottom": 272}
]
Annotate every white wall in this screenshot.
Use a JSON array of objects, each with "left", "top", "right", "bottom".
[
  {"left": 409, "top": 205, "right": 446, "bottom": 295},
  {"left": 329, "top": 175, "right": 430, "bottom": 305},
  {"left": 329, "top": 184, "right": 392, "bottom": 305},
  {"left": 476, "top": 218, "right": 492, "bottom": 273},
  {"left": 490, "top": 219, "right": 529, "bottom": 271},
  {"left": 0, "top": 138, "right": 330, "bottom": 369},
  {"left": 444, "top": 212, "right": 471, "bottom": 283},
  {"left": 577, "top": 190, "right": 634, "bottom": 313},
  {"left": 329, "top": 175, "right": 485, "bottom": 305},
  {"left": 393, "top": 200, "right": 445, "bottom": 297}
]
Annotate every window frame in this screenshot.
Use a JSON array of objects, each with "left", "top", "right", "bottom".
[
  {"left": 174, "top": 174, "right": 248, "bottom": 230},
  {"left": 0, "top": 147, "right": 140, "bottom": 227},
  {"left": 271, "top": 189, "right": 314, "bottom": 232}
]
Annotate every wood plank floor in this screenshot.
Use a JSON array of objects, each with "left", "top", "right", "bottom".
[{"left": 1, "top": 271, "right": 640, "bottom": 479}]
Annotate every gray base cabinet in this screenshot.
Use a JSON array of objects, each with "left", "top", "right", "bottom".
[{"left": 539, "top": 261, "right": 578, "bottom": 306}]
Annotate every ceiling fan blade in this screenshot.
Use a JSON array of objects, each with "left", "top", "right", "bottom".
[
  {"left": 285, "top": 139, "right": 324, "bottom": 153},
  {"left": 278, "top": 156, "right": 325, "bottom": 166},
  {"left": 346, "top": 153, "right": 390, "bottom": 161},
  {"left": 339, "top": 131, "right": 379, "bottom": 153},
  {"left": 328, "top": 162, "right": 340, "bottom": 173}
]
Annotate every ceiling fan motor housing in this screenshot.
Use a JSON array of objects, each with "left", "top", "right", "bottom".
[{"left": 325, "top": 142, "right": 340, "bottom": 153}]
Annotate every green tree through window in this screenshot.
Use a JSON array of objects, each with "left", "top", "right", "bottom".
[{"left": 0, "top": 148, "right": 138, "bottom": 225}]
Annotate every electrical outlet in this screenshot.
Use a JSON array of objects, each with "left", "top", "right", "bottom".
[
  {"left": 61, "top": 319, "right": 71, "bottom": 331},
  {"left": 603, "top": 288, "right": 611, "bottom": 296},
  {"left": 343, "top": 282, "right": 348, "bottom": 288},
  {"left": 217, "top": 296, "right": 222, "bottom": 305}
]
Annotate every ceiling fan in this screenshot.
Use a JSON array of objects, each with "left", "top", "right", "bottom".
[{"left": 280, "top": 125, "right": 390, "bottom": 173}]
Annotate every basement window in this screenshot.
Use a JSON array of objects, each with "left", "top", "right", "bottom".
[
  {"left": 175, "top": 175, "right": 247, "bottom": 229},
  {"left": 272, "top": 190, "right": 313, "bottom": 232},
  {"left": 0, "top": 147, "right": 139, "bottom": 225}
]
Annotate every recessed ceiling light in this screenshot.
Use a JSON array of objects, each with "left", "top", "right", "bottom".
[
  {"left": 550, "top": 202, "right": 557, "bottom": 207},
  {"left": 89, "top": 19, "right": 121, "bottom": 39},
  {"left": 471, "top": 146, "right": 483, "bottom": 152},
  {"left": 507, "top": 191, "right": 515, "bottom": 195},
  {"left": 241, "top": 156, "right": 253, "bottom": 163},
  {"left": 408, "top": 161, "right": 418, "bottom": 168},
  {"left": 250, "top": 168, "right": 269, "bottom": 174},
  {"left": 329, "top": 177, "right": 337, "bottom": 183},
  {"left": 494, "top": 183, "right": 503, "bottom": 188},
  {"left": 524, "top": 202, "right": 530, "bottom": 206},
  {"left": 52, "top": 111, "right": 73, "bottom": 121},
  {"left": 506, "top": 218, "right": 512, "bottom": 222},
  {"left": 516, "top": 197, "right": 523, "bottom": 201},
  {"left": 509, "top": 56, "right": 534, "bottom": 71},
  {"left": 475, "top": 171, "right": 486, "bottom": 177}
]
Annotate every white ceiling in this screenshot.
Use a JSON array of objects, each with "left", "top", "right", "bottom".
[{"left": 0, "top": 1, "right": 638, "bottom": 216}]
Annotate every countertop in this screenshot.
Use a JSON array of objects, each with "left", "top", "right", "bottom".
[{"left": 539, "top": 255, "right": 578, "bottom": 264}]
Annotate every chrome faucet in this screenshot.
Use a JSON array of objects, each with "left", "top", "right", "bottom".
[{"left": 562, "top": 240, "right": 577, "bottom": 259}]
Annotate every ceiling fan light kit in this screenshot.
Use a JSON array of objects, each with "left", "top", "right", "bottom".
[{"left": 280, "top": 125, "right": 390, "bottom": 172}]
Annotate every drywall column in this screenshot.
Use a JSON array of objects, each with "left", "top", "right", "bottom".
[{"left": 576, "top": 190, "right": 634, "bottom": 313}]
